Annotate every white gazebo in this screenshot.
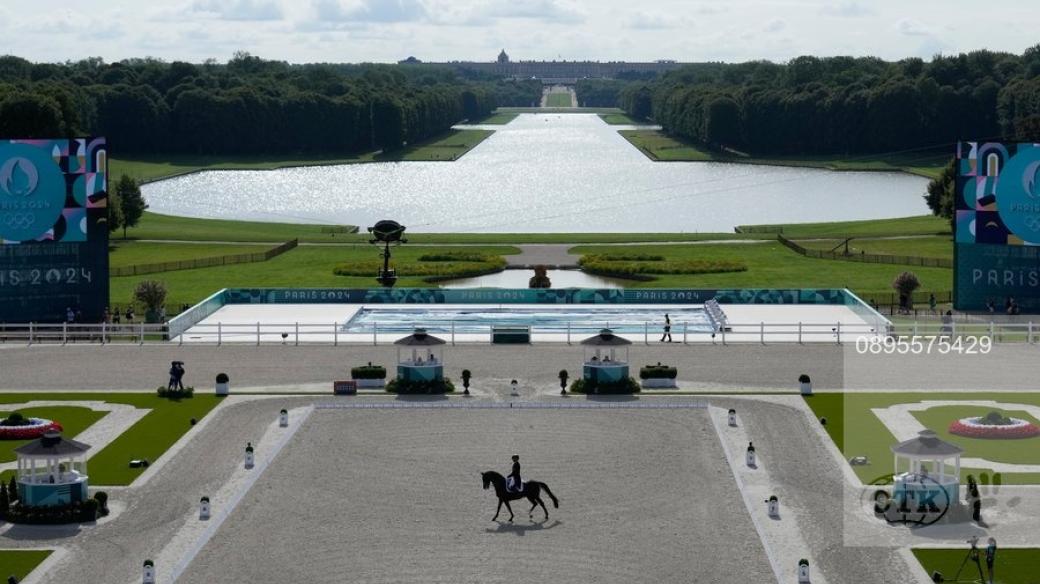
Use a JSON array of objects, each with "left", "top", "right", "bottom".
[
  {"left": 394, "top": 328, "right": 446, "bottom": 382},
  {"left": 14, "top": 431, "right": 91, "bottom": 507},
  {"left": 890, "top": 429, "right": 963, "bottom": 509}
]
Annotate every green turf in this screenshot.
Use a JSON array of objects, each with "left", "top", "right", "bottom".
[
  {"left": 0, "top": 393, "right": 222, "bottom": 486},
  {"left": 796, "top": 235, "right": 953, "bottom": 260},
  {"left": 911, "top": 406, "right": 1040, "bottom": 464},
  {"left": 569, "top": 242, "right": 952, "bottom": 299},
  {"left": 111, "top": 245, "right": 519, "bottom": 308},
  {"left": 545, "top": 92, "right": 575, "bottom": 107},
  {"left": 599, "top": 113, "right": 645, "bottom": 125},
  {"left": 913, "top": 548, "right": 1040, "bottom": 584},
  {"left": 0, "top": 550, "right": 52, "bottom": 581},
  {"left": 618, "top": 130, "right": 949, "bottom": 179},
  {"left": 741, "top": 216, "right": 950, "bottom": 239},
  {"left": 112, "top": 130, "right": 494, "bottom": 183},
  {"left": 110, "top": 242, "right": 269, "bottom": 268},
  {"left": 0, "top": 407, "right": 106, "bottom": 463},
  {"left": 805, "top": 393, "right": 1040, "bottom": 485},
  {"left": 469, "top": 112, "right": 517, "bottom": 125}
]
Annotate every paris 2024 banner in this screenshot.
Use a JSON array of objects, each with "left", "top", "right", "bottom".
[
  {"left": 955, "top": 142, "right": 1040, "bottom": 312},
  {"left": 0, "top": 138, "right": 109, "bottom": 323}
]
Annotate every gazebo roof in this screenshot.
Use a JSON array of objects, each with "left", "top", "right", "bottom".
[
  {"left": 891, "top": 430, "right": 963, "bottom": 458},
  {"left": 580, "top": 329, "right": 632, "bottom": 347},
  {"left": 15, "top": 431, "right": 90, "bottom": 457},
  {"left": 394, "top": 328, "right": 446, "bottom": 346}
]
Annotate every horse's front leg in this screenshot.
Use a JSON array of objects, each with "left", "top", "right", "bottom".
[
  {"left": 528, "top": 499, "right": 537, "bottom": 518},
  {"left": 493, "top": 499, "right": 502, "bottom": 521},
  {"left": 504, "top": 500, "right": 514, "bottom": 522}
]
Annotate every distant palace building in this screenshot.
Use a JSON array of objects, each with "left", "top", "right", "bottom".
[{"left": 403, "top": 50, "right": 686, "bottom": 82}]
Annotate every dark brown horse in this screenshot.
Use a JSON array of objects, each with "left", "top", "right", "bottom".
[{"left": 481, "top": 470, "right": 559, "bottom": 522}]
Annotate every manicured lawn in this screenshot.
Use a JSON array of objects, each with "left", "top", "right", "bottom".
[
  {"left": 110, "top": 242, "right": 270, "bottom": 268},
  {"left": 911, "top": 406, "right": 1040, "bottom": 464},
  {"left": 112, "top": 130, "right": 494, "bottom": 183},
  {"left": 545, "top": 92, "right": 574, "bottom": 107},
  {"left": 469, "top": 112, "right": 517, "bottom": 125},
  {"left": 797, "top": 236, "right": 953, "bottom": 260},
  {"left": 739, "top": 215, "right": 950, "bottom": 239},
  {"left": 599, "top": 113, "right": 646, "bottom": 125},
  {"left": 0, "top": 550, "right": 52, "bottom": 581},
  {"left": 111, "top": 245, "right": 519, "bottom": 308},
  {"left": 0, "top": 393, "right": 222, "bottom": 486},
  {"left": 124, "top": 212, "right": 357, "bottom": 244},
  {"left": 569, "top": 242, "right": 952, "bottom": 301},
  {"left": 618, "top": 130, "right": 949, "bottom": 178},
  {"left": 805, "top": 393, "right": 1040, "bottom": 485},
  {"left": 124, "top": 214, "right": 769, "bottom": 244},
  {"left": 0, "top": 407, "right": 106, "bottom": 463},
  {"left": 913, "top": 548, "right": 1040, "bottom": 584}
]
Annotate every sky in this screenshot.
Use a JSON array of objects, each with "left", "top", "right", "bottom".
[{"left": 0, "top": 0, "right": 1037, "bottom": 65}]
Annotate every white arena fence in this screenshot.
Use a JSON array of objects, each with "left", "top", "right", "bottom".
[
  {"left": 3, "top": 319, "right": 1040, "bottom": 345},
  {"left": 316, "top": 401, "right": 709, "bottom": 410}
]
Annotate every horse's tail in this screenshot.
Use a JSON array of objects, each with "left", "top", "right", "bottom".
[{"left": 538, "top": 482, "right": 559, "bottom": 508}]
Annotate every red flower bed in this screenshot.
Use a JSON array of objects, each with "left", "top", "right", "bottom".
[
  {"left": 949, "top": 418, "right": 1040, "bottom": 439},
  {"left": 0, "top": 420, "right": 63, "bottom": 440}
]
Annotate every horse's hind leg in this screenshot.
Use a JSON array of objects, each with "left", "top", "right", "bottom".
[
  {"left": 538, "top": 497, "right": 549, "bottom": 520},
  {"left": 528, "top": 498, "right": 538, "bottom": 518}
]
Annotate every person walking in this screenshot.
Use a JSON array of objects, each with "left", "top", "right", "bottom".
[
  {"left": 173, "top": 362, "right": 186, "bottom": 391},
  {"left": 928, "top": 293, "right": 937, "bottom": 315},
  {"left": 660, "top": 314, "right": 672, "bottom": 343}
]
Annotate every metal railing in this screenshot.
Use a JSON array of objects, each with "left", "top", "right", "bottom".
[{"left": 3, "top": 320, "right": 1038, "bottom": 346}]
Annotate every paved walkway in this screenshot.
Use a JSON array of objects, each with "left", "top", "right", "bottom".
[{"left": 505, "top": 244, "right": 580, "bottom": 267}]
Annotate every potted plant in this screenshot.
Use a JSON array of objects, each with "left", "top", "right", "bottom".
[
  {"left": 639, "top": 362, "right": 678, "bottom": 389},
  {"left": 133, "top": 280, "right": 168, "bottom": 324},
  {"left": 461, "top": 369, "right": 472, "bottom": 396},
  {"left": 559, "top": 369, "right": 568, "bottom": 396},
  {"left": 798, "top": 374, "right": 812, "bottom": 395},
  {"left": 351, "top": 362, "right": 387, "bottom": 389},
  {"left": 215, "top": 372, "right": 230, "bottom": 396}
]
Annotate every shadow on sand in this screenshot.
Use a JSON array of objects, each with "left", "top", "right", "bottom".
[{"left": 486, "top": 519, "right": 562, "bottom": 536}]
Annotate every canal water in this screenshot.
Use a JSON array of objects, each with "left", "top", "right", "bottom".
[{"left": 142, "top": 114, "right": 929, "bottom": 232}]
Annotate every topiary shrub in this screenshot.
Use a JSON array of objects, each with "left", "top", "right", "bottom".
[
  {"left": 385, "top": 377, "right": 455, "bottom": 395},
  {"left": 569, "top": 377, "right": 641, "bottom": 395},
  {"left": 156, "top": 386, "right": 194, "bottom": 398},
  {"left": 215, "top": 373, "right": 229, "bottom": 384},
  {"left": 351, "top": 364, "right": 387, "bottom": 379},
  {"left": 0, "top": 412, "right": 30, "bottom": 427},
  {"left": 639, "top": 364, "right": 677, "bottom": 379}
]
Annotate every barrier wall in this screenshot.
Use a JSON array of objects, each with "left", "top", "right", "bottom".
[{"left": 168, "top": 289, "right": 227, "bottom": 339}]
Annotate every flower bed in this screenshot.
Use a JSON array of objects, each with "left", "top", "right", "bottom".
[
  {"left": 0, "top": 417, "right": 63, "bottom": 440},
  {"left": 949, "top": 415, "right": 1040, "bottom": 440}
]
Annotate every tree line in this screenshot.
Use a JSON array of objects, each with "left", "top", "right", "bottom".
[
  {"left": 0, "top": 53, "right": 543, "bottom": 156},
  {"left": 576, "top": 47, "right": 1040, "bottom": 155}
]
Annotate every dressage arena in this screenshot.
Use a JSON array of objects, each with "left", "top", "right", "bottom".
[{"left": 177, "top": 405, "right": 775, "bottom": 583}]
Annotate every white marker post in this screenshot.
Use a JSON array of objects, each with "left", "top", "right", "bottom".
[
  {"left": 798, "top": 559, "right": 810, "bottom": 583},
  {"left": 199, "top": 496, "right": 211, "bottom": 520},
  {"left": 279, "top": 409, "right": 289, "bottom": 428},
  {"left": 766, "top": 495, "right": 779, "bottom": 518},
  {"left": 728, "top": 408, "right": 737, "bottom": 427},
  {"left": 746, "top": 442, "right": 756, "bottom": 468},
  {"left": 244, "top": 442, "right": 255, "bottom": 469},
  {"left": 143, "top": 560, "right": 156, "bottom": 584}
]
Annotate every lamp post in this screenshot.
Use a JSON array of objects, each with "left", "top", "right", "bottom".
[{"left": 368, "top": 220, "right": 407, "bottom": 288}]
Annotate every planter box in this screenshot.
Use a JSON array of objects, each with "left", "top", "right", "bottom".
[
  {"left": 354, "top": 378, "right": 385, "bottom": 389},
  {"left": 799, "top": 382, "right": 812, "bottom": 395},
  {"left": 492, "top": 326, "right": 530, "bottom": 344},
  {"left": 215, "top": 382, "right": 229, "bottom": 396},
  {"left": 641, "top": 377, "right": 677, "bottom": 389}
]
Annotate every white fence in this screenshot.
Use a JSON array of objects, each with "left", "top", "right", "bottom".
[{"left": 4, "top": 319, "right": 1038, "bottom": 346}]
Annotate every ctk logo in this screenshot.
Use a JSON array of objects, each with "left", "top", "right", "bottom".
[{"left": 0, "top": 157, "right": 39, "bottom": 197}]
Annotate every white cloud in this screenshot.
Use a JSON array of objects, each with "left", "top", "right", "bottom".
[
  {"left": 313, "top": 0, "right": 427, "bottom": 23},
  {"left": 629, "top": 12, "right": 677, "bottom": 30},
  {"left": 764, "top": 18, "right": 786, "bottom": 33},
  {"left": 895, "top": 18, "right": 931, "bottom": 37},
  {"left": 482, "top": 0, "right": 585, "bottom": 24},
  {"left": 192, "top": 0, "right": 283, "bottom": 21},
  {"left": 820, "top": 2, "right": 873, "bottom": 18}
]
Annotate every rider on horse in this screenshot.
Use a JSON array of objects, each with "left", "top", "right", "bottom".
[{"left": 508, "top": 454, "right": 522, "bottom": 492}]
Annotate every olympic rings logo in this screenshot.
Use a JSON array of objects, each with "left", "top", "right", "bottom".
[{"left": 3, "top": 212, "right": 36, "bottom": 229}]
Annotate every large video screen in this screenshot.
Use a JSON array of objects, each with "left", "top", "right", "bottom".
[
  {"left": 955, "top": 141, "right": 1040, "bottom": 312},
  {"left": 0, "top": 138, "right": 109, "bottom": 323}
]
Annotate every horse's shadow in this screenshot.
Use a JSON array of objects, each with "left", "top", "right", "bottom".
[{"left": 486, "top": 519, "right": 562, "bottom": 536}]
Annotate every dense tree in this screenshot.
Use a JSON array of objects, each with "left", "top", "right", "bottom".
[
  {"left": 116, "top": 175, "right": 147, "bottom": 239},
  {"left": 107, "top": 188, "right": 124, "bottom": 235},
  {"left": 0, "top": 93, "right": 64, "bottom": 137},
  {"left": 924, "top": 159, "right": 956, "bottom": 222}
]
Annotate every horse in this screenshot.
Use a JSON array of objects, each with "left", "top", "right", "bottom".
[{"left": 481, "top": 470, "right": 559, "bottom": 522}]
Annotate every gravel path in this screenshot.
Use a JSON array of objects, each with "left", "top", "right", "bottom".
[
  {"left": 177, "top": 406, "right": 774, "bottom": 584},
  {"left": 0, "top": 344, "right": 844, "bottom": 392}
]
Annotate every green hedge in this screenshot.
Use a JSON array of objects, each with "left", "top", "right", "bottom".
[
  {"left": 156, "top": 386, "right": 194, "bottom": 398},
  {"left": 351, "top": 364, "right": 387, "bottom": 379},
  {"left": 386, "top": 378, "right": 456, "bottom": 395},
  {"left": 639, "top": 364, "right": 677, "bottom": 379},
  {"left": 2, "top": 497, "right": 105, "bottom": 524},
  {"left": 333, "top": 257, "right": 506, "bottom": 279},
  {"left": 418, "top": 252, "right": 496, "bottom": 262},
  {"left": 569, "top": 377, "right": 641, "bottom": 395},
  {"left": 579, "top": 255, "right": 747, "bottom": 279},
  {"left": 584, "top": 253, "right": 664, "bottom": 262}
]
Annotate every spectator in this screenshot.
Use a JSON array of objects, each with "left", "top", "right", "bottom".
[
  {"left": 112, "top": 305, "right": 121, "bottom": 325},
  {"left": 125, "top": 306, "right": 135, "bottom": 324},
  {"left": 65, "top": 307, "right": 75, "bottom": 323},
  {"left": 928, "top": 293, "right": 937, "bottom": 314}
]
